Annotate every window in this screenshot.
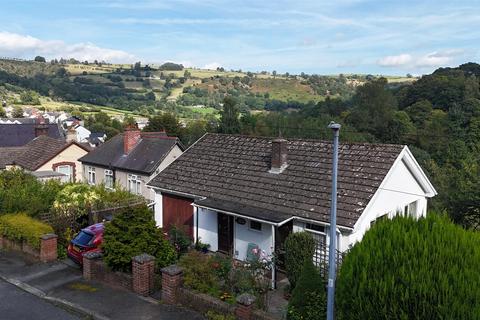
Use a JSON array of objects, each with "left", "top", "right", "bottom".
[
  {"left": 104, "top": 169, "right": 114, "bottom": 189},
  {"left": 305, "top": 223, "right": 325, "bottom": 233},
  {"left": 371, "top": 214, "right": 388, "bottom": 227},
  {"left": 408, "top": 201, "right": 418, "bottom": 217},
  {"left": 128, "top": 174, "right": 142, "bottom": 195},
  {"left": 249, "top": 220, "right": 262, "bottom": 231},
  {"left": 56, "top": 165, "right": 72, "bottom": 182},
  {"left": 87, "top": 166, "right": 96, "bottom": 185}
]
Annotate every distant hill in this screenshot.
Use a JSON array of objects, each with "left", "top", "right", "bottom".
[{"left": 0, "top": 58, "right": 415, "bottom": 120}]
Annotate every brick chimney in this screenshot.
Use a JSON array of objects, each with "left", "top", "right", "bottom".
[
  {"left": 124, "top": 127, "right": 141, "bottom": 154},
  {"left": 34, "top": 124, "right": 49, "bottom": 137},
  {"left": 66, "top": 127, "right": 77, "bottom": 142},
  {"left": 269, "top": 138, "right": 288, "bottom": 174}
]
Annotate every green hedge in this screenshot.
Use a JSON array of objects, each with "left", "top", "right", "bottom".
[
  {"left": 284, "top": 231, "right": 316, "bottom": 289},
  {"left": 336, "top": 213, "right": 480, "bottom": 319},
  {"left": 0, "top": 213, "right": 53, "bottom": 249}
]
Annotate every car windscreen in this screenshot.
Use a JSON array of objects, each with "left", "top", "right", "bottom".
[{"left": 72, "top": 231, "right": 94, "bottom": 247}]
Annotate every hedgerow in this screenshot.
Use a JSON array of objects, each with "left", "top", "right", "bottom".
[
  {"left": 336, "top": 213, "right": 480, "bottom": 319},
  {"left": 0, "top": 213, "right": 53, "bottom": 249}
]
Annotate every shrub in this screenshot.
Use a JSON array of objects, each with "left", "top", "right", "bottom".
[
  {"left": 284, "top": 231, "right": 316, "bottom": 289},
  {"left": 168, "top": 225, "right": 192, "bottom": 255},
  {"left": 0, "top": 213, "right": 53, "bottom": 249},
  {"left": 178, "top": 251, "right": 220, "bottom": 295},
  {"left": 336, "top": 213, "right": 480, "bottom": 319},
  {"left": 287, "top": 260, "right": 326, "bottom": 320},
  {"left": 205, "top": 311, "right": 235, "bottom": 320},
  {"left": 103, "top": 205, "right": 176, "bottom": 272}
]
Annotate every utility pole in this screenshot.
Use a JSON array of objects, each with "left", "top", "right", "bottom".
[{"left": 327, "top": 121, "right": 341, "bottom": 320}]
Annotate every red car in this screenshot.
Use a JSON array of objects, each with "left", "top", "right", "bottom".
[{"left": 67, "top": 223, "right": 104, "bottom": 265}]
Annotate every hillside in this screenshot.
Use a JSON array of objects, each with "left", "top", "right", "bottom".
[{"left": 0, "top": 58, "right": 415, "bottom": 122}]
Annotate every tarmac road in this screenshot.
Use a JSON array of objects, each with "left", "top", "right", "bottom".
[{"left": 0, "top": 278, "right": 82, "bottom": 320}]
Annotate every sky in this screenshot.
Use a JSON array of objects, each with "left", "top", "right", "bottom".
[{"left": 0, "top": 0, "right": 479, "bottom": 75}]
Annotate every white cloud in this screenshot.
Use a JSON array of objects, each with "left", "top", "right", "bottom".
[
  {"left": 377, "top": 54, "right": 412, "bottom": 67},
  {"left": 377, "top": 50, "right": 465, "bottom": 69},
  {"left": 203, "top": 62, "right": 222, "bottom": 70},
  {"left": 0, "top": 31, "right": 135, "bottom": 63}
]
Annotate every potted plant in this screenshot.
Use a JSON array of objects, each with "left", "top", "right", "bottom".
[{"left": 195, "top": 240, "right": 211, "bottom": 253}]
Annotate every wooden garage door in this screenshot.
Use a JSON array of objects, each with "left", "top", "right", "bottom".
[{"left": 162, "top": 193, "right": 194, "bottom": 238}]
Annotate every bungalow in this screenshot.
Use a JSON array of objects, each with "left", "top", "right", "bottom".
[
  {"left": 78, "top": 128, "right": 184, "bottom": 202},
  {"left": 0, "top": 135, "right": 91, "bottom": 182},
  {"left": 147, "top": 133, "right": 436, "bottom": 268}
]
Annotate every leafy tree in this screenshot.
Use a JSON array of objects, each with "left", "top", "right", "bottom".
[
  {"left": 12, "top": 105, "right": 24, "bottom": 118},
  {"left": 144, "top": 113, "right": 182, "bottom": 136},
  {"left": 336, "top": 214, "right": 480, "bottom": 319},
  {"left": 103, "top": 205, "right": 177, "bottom": 272},
  {"left": 34, "top": 56, "right": 46, "bottom": 63},
  {"left": 284, "top": 231, "right": 316, "bottom": 290},
  {"left": 0, "top": 106, "right": 6, "bottom": 117},
  {"left": 287, "top": 260, "right": 326, "bottom": 320},
  {"left": 219, "top": 96, "right": 241, "bottom": 134}
]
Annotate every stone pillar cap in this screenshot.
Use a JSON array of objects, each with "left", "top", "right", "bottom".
[
  {"left": 84, "top": 251, "right": 103, "bottom": 260},
  {"left": 40, "top": 233, "right": 58, "bottom": 240},
  {"left": 236, "top": 293, "right": 256, "bottom": 306},
  {"left": 132, "top": 253, "right": 155, "bottom": 264},
  {"left": 160, "top": 264, "right": 183, "bottom": 276}
]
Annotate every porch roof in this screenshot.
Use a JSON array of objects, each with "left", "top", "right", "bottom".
[{"left": 194, "top": 197, "right": 291, "bottom": 224}]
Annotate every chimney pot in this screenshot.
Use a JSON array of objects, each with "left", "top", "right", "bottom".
[
  {"left": 270, "top": 138, "right": 288, "bottom": 174},
  {"left": 124, "top": 127, "right": 141, "bottom": 154}
]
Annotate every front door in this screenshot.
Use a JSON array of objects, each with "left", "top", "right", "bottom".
[{"left": 217, "top": 213, "right": 234, "bottom": 254}]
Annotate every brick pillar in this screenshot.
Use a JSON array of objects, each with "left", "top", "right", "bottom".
[
  {"left": 83, "top": 251, "right": 103, "bottom": 281},
  {"left": 161, "top": 265, "right": 183, "bottom": 304},
  {"left": 235, "top": 293, "right": 256, "bottom": 320},
  {"left": 132, "top": 253, "right": 155, "bottom": 296},
  {"left": 39, "top": 234, "right": 58, "bottom": 263}
]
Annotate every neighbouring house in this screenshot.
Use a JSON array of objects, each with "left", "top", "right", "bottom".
[
  {"left": 0, "top": 121, "right": 64, "bottom": 147},
  {"left": 78, "top": 128, "right": 184, "bottom": 202},
  {"left": 147, "top": 133, "right": 437, "bottom": 271},
  {"left": 88, "top": 132, "right": 107, "bottom": 147},
  {"left": 65, "top": 124, "right": 91, "bottom": 143},
  {"left": 0, "top": 135, "right": 91, "bottom": 182}
]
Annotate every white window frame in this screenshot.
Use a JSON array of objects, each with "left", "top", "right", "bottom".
[
  {"left": 127, "top": 174, "right": 142, "bottom": 195},
  {"left": 56, "top": 164, "right": 72, "bottom": 182},
  {"left": 87, "top": 166, "right": 96, "bottom": 185},
  {"left": 104, "top": 169, "right": 114, "bottom": 189}
]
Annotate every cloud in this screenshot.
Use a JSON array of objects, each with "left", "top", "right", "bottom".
[
  {"left": 203, "top": 62, "right": 222, "bottom": 70},
  {"left": 377, "top": 50, "right": 465, "bottom": 69},
  {"left": 377, "top": 54, "right": 412, "bottom": 67},
  {"left": 0, "top": 31, "right": 135, "bottom": 63}
]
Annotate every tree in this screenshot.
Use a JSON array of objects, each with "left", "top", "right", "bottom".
[
  {"left": 272, "top": 70, "right": 277, "bottom": 78},
  {"left": 103, "top": 205, "right": 177, "bottom": 272},
  {"left": 287, "top": 260, "right": 326, "bottom": 320},
  {"left": 336, "top": 214, "right": 480, "bottom": 319},
  {"left": 219, "top": 96, "right": 241, "bottom": 134},
  {"left": 34, "top": 56, "right": 46, "bottom": 63},
  {"left": 284, "top": 232, "right": 316, "bottom": 290},
  {"left": 0, "top": 106, "right": 6, "bottom": 117},
  {"left": 12, "top": 106, "right": 24, "bottom": 118},
  {"left": 144, "top": 113, "right": 181, "bottom": 136}
]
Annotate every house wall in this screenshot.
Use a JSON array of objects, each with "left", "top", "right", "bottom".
[
  {"left": 234, "top": 219, "right": 273, "bottom": 261},
  {"left": 37, "top": 144, "right": 88, "bottom": 182},
  {"left": 197, "top": 208, "right": 218, "bottom": 252},
  {"left": 82, "top": 144, "right": 182, "bottom": 201}
]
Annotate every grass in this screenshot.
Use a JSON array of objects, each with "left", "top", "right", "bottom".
[{"left": 251, "top": 78, "right": 324, "bottom": 103}]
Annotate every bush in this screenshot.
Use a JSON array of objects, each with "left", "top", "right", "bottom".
[
  {"left": 178, "top": 251, "right": 220, "bottom": 295},
  {"left": 205, "top": 311, "right": 235, "bottom": 320},
  {"left": 169, "top": 225, "right": 192, "bottom": 254},
  {"left": 0, "top": 213, "right": 53, "bottom": 249},
  {"left": 284, "top": 231, "right": 316, "bottom": 289},
  {"left": 103, "top": 205, "right": 176, "bottom": 272},
  {"left": 336, "top": 213, "right": 480, "bottom": 319},
  {"left": 287, "top": 260, "right": 326, "bottom": 320}
]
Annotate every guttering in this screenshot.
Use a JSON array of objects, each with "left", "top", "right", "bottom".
[
  {"left": 193, "top": 203, "right": 293, "bottom": 227},
  {"left": 146, "top": 186, "right": 204, "bottom": 200}
]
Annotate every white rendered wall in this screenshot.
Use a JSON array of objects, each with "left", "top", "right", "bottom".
[
  {"left": 197, "top": 208, "right": 219, "bottom": 252},
  {"left": 154, "top": 192, "right": 163, "bottom": 227},
  {"left": 234, "top": 219, "right": 273, "bottom": 261}
]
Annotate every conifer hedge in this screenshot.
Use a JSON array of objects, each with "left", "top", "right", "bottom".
[
  {"left": 284, "top": 231, "right": 316, "bottom": 289},
  {"left": 336, "top": 214, "right": 480, "bottom": 319}
]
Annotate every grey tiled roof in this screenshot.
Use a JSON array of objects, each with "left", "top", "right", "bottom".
[
  {"left": 0, "top": 146, "right": 26, "bottom": 169},
  {"left": 14, "top": 136, "right": 69, "bottom": 171},
  {"left": 148, "top": 133, "right": 405, "bottom": 228},
  {"left": 79, "top": 133, "right": 181, "bottom": 175},
  {"left": 0, "top": 123, "right": 64, "bottom": 147}
]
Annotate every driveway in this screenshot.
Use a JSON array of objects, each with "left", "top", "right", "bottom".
[{"left": 0, "top": 278, "right": 82, "bottom": 320}]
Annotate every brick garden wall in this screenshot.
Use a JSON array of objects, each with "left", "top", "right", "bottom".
[
  {"left": 177, "top": 288, "right": 236, "bottom": 316},
  {"left": 83, "top": 253, "right": 133, "bottom": 291},
  {"left": 0, "top": 234, "right": 57, "bottom": 263}
]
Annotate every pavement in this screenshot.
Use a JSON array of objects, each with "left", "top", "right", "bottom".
[{"left": 0, "top": 250, "right": 205, "bottom": 320}]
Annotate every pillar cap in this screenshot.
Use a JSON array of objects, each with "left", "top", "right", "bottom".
[
  {"left": 40, "top": 233, "right": 58, "bottom": 240},
  {"left": 84, "top": 251, "right": 103, "bottom": 260},
  {"left": 236, "top": 293, "right": 256, "bottom": 306},
  {"left": 161, "top": 264, "right": 183, "bottom": 276},
  {"left": 133, "top": 253, "right": 155, "bottom": 264}
]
